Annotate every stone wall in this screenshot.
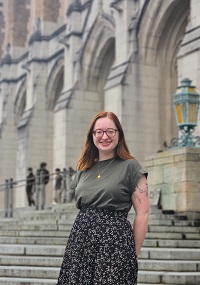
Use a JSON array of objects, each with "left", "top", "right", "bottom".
[
  {"left": 144, "top": 147, "right": 200, "bottom": 214},
  {"left": 0, "top": 1, "right": 5, "bottom": 58},
  {"left": 11, "top": 0, "right": 30, "bottom": 47}
]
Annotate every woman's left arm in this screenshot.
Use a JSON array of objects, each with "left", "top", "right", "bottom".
[{"left": 131, "top": 174, "right": 150, "bottom": 257}]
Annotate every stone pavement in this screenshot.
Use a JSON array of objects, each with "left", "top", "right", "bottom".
[{"left": 0, "top": 204, "right": 199, "bottom": 285}]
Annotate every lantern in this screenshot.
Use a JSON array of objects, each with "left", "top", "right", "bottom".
[{"left": 173, "top": 78, "right": 200, "bottom": 147}]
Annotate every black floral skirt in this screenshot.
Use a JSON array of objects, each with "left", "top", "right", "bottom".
[{"left": 57, "top": 207, "right": 138, "bottom": 285}]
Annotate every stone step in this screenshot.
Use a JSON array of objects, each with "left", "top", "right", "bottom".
[
  {"left": 140, "top": 247, "right": 200, "bottom": 260},
  {"left": 143, "top": 238, "right": 200, "bottom": 248},
  {"left": 4, "top": 209, "right": 196, "bottom": 228},
  {"left": 0, "top": 278, "right": 166, "bottom": 285},
  {"left": 1, "top": 223, "right": 199, "bottom": 233},
  {"left": 0, "top": 236, "right": 199, "bottom": 249},
  {"left": 0, "top": 218, "right": 199, "bottom": 232},
  {"left": 0, "top": 219, "right": 75, "bottom": 227},
  {"left": 138, "top": 270, "right": 200, "bottom": 284},
  {"left": 13, "top": 213, "right": 173, "bottom": 222},
  {"left": 148, "top": 225, "right": 200, "bottom": 233},
  {"left": 0, "top": 254, "right": 199, "bottom": 272},
  {"left": 0, "top": 265, "right": 199, "bottom": 284},
  {"left": 1, "top": 218, "right": 198, "bottom": 228},
  {"left": 12, "top": 213, "right": 78, "bottom": 222},
  {"left": 0, "top": 236, "right": 68, "bottom": 245},
  {"left": 0, "top": 277, "right": 56, "bottom": 285},
  {"left": 148, "top": 219, "right": 200, "bottom": 227},
  {"left": 14, "top": 204, "right": 77, "bottom": 216},
  {"left": 0, "top": 230, "right": 71, "bottom": 237},
  {"left": 1, "top": 244, "right": 200, "bottom": 261},
  {"left": 146, "top": 231, "right": 200, "bottom": 240},
  {"left": 0, "top": 244, "right": 64, "bottom": 256},
  {"left": 12, "top": 204, "right": 159, "bottom": 215},
  {"left": 137, "top": 213, "right": 179, "bottom": 220},
  {"left": 11, "top": 206, "right": 170, "bottom": 222},
  {"left": 0, "top": 265, "right": 59, "bottom": 279},
  {"left": 59, "top": 217, "right": 199, "bottom": 227},
  {"left": 0, "top": 229, "right": 199, "bottom": 240},
  {"left": 13, "top": 211, "right": 77, "bottom": 222},
  {"left": 1, "top": 215, "right": 199, "bottom": 231},
  {"left": 0, "top": 223, "right": 73, "bottom": 231},
  {"left": 0, "top": 280, "right": 167, "bottom": 285},
  {"left": 0, "top": 279, "right": 162, "bottom": 285},
  {"left": 0, "top": 255, "right": 62, "bottom": 267},
  {"left": 1, "top": 212, "right": 199, "bottom": 223},
  {"left": 138, "top": 259, "right": 200, "bottom": 272},
  {"left": 11, "top": 204, "right": 197, "bottom": 221}
]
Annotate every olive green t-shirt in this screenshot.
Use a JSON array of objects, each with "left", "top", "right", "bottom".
[{"left": 70, "top": 158, "right": 148, "bottom": 212}]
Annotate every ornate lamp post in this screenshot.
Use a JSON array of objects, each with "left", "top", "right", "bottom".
[{"left": 172, "top": 78, "right": 200, "bottom": 147}]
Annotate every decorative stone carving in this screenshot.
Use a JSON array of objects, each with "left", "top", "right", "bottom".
[
  {"left": 110, "top": 0, "right": 123, "bottom": 13},
  {"left": 1, "top": 43, "right": 12, "bottom": 65},
  {"left": 66, "top": 0, "right": 82, "bottom": 16},
  {"left": 18, "top": 108, "right": 34, "bottom": 129},
  {"left": 29, "top": 18, "right": 42, "bottom": 45}
]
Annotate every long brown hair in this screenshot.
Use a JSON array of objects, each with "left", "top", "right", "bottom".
[{"left": 77, "top": 112, "right": 135, "bottom": 170}]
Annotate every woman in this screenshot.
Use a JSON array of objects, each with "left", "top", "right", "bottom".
[{"left": 57, "top": 111, "right": 149, "bottom": 285}]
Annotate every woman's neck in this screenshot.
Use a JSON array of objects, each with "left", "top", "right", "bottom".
[{"left": 98, "top": 153, "right": 115, "bottom": 161}]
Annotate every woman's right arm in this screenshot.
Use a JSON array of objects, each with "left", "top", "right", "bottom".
[{"left": 131, "top": 174, "right": 150, "bottom": 257}]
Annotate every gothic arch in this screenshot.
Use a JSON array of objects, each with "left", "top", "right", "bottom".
[
  {"left": 46, "top": 56, "right": 64, "bottom": 110},
  {"left": 137, "top": 0, "right": 190, "bottom": 146},
  {"left": 137, "top": 0, "right": 190, "bottom": 65},
  {"left": 81, "top": 14, "right": 115, "bottom": 93}
]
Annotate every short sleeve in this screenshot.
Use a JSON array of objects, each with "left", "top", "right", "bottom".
[
  {"left": 70, "top": 171, "right": 82, "bottom": 190},
  {"left": 128, "top": 160, "right": 148, "bottom": 196}
]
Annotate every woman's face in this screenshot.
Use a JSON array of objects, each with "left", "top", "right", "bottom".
[{"left": 92, "top": 117, "right": 119, "bottom": 158}]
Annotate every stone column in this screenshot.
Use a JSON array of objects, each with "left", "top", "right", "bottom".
[
  {"left": 54, "top": 2, "right": 88, "bottom": 168},
  {"left": 178, "top": 0, "right": 200, "bottom": 134},
  {"left": 144, "top": 147, "right": 200, "bottom": 216},
  {"left": 105, "top": 0, "right": 144, "bottom": 158},
  {"left": 0, "top": 61, "right": 17, "bottom": 188},
  {"left": 15, "top": 36, "right": 53, "bottom": 207}
]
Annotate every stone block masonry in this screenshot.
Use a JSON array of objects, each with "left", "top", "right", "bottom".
[
  {"left": 144, "top": 147, "right": 200, "bottom": 214},
  {"left": 11, "top": 0, "right": 30, "bottom": 47},
  {"left": 0, "top": 1, "right": 5, "bottom": 58}
]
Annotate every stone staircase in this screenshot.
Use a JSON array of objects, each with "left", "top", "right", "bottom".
[{"left": 0, "top": 204, "right": 199, "bottom": 285}]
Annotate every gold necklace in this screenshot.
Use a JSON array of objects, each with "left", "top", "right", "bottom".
[{"left": 97, "top": 157, "right": 115, "bottom": 179}]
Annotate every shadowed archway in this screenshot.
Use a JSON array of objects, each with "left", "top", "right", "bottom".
[
  {"left": 81, "top": 14, "right": 115, "bottom": 111},
  {"left": 137, "top": 0, "right": 190, "bottom": 149}
]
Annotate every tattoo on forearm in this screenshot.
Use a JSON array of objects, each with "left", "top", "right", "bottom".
[
  {"left": 133, "top": 193, "right": 141, "bottom": 203},
  {"left": 133, "top": 183, "right": 148, "bottom": 204},
  {"left": 136, "top": 183, "right": 148, "bottom": 196}
]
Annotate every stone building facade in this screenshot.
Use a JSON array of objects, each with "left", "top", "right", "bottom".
[{"left": 0, "top": 0, "right": 199, "bottom": 207}]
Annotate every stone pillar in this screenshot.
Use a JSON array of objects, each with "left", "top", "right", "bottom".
[
  {"left": 178, "top": 0, "right": 200, "bottom": 134},
  {"left": 15, "top": 36, "right": 53, "bottom": 207},
  {"left": 53, "top": 1, "right": 88, "bottom": 168},
  {"left": 104, "top": 1, "right": 137, "bottom": 120},
  {"left": 0, "top": 56, "right": 18, "bottom": 188},
  {"left": 144, "top": 147, "right": 200, "bottom": 215},
  {"left": 0, "top": 80, "right": 17, "bottom": 183},
  {"left": 0, "top": 1, "right": 5, "bottom": 58},
  {"left": 112, "top": 0, "right": 135, "bottom": 65}
]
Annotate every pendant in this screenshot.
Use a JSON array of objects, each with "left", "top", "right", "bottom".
[{"left": 97, "top": 175, "right": 101, "bottom": 179}]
